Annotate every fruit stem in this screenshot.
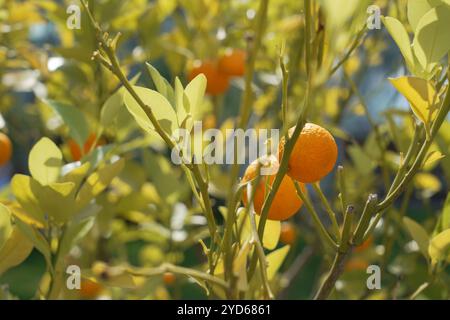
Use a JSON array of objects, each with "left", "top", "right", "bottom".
[
  {"left": 312, "top": 182, "right": 340, "bottom": 240},
  {"left": 294, "top": 181, "right": 338, "bottom": 250}
]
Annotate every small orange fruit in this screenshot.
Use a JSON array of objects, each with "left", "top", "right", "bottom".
[
  {"left": 163, "top": 272, "right": 176, "bottom": 285},
  {"left": 80, "top": 279, "right": 103, "bottom": 299},
  {"left": 0, "top": 132, "right": 12, "bottom": 166},
  {"left": 280, "top": 222, "right": 297, "bottom": 245},
  {"left": 279, "top": 123, "right": 338, "bottom": 183},
  {"left": 68, "top": 133, "right": 103, "bottom": 161},
  {"left": 218, "top": 49, "right": 246, "bottom": 77},
  {"left": 188, "top": 60, "right": 230, "bottom": 96},
  {"left": 241, "top": 159, "right": 305, "bottom": 221}
]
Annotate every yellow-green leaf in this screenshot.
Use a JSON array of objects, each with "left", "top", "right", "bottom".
[
  {"left": 11, "top": 174, "right": 47, "bottom": 228},
  {"left": 412, "top": 4, "right": 450, "bottom": 69},
  {"left": 123, "top": 86, "right": 178, "bottom": 136},
  {"left": 185, "top": 74, "right": 206, "bottom": 121},
  {"left": 38, "top": 182, "right": 77, "bottom": 224},
  {"left": 60, "top": 162, "right": 91, "bottom": 189},
  {"left": 389, "top": 76, "right": 438, "bottom": 126},
  {"left": 382, "top": 16, "right": 416, "bottom": 73},
  {"left": 76, "top": 158, "right": 125, "bottom": 207},
  {"left": 403, "top": 217, "right": 430, "bottom": 259},
  {"left": 28, "top": 137, "right": 63, "bottom": 185},
  {"left": 428, "top": 229, "right": 450, "bottom": 265},
  {"left": 442, "top": 193, "right": 450, "bottom": 230},
  {"left": 423, "top": 150, "right": 445, "bottom": 169},
  {"left": 266, "top": 245, "right": 290, "bottom": 280},
  {"left": 256, "top": 216, "right": 280, "bottom": 250},
  {"left": 407, "top": 0, "right": 448, "bottom": 32},
  {"left": 0, "top": 227, "right": 34, "bottom": 275},
  {"left": 0, "top": 203, "right": 12, "bottom": 250}
]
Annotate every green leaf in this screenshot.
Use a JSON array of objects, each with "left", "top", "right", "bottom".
[
  {"left": 382, "top": 16, "right": 416, "bottom": 73},
  {"left": 28, "top": 137, "right": 63, "bottom": 185},
  {"left": 11, "top": 174, "right": 47, "bottom": 228},
  {"left": 428, "top": 229, "right": 450, "bottom": 265},
  {"left": 441, "top": 193, "right": 450, "bottom": 230},
  {"left": 76, "top": 158, "right": 125, "bottom": 207},
  {"left": 403, "top": 217, "right": 430, "bottom": 259},
  {"left": 412, "top": 4, "right": 450, "bottom": 69},
  {"left": 45, "top": 100, "right": 89, "bottom": 147},
  {"left": 123, "top": 86, "right": 178, "bottom": 137},
  {"left": 266, "top": 245, "right": 290, "bottom": 280},
  {"left": 389, "top": 76, "right": 438, "bottom": 128},
  {"left": 0, "top": 203, "right": 12, "bottom": 250},
  {"left": 0, "top": 227, "right": 34, "bottom": 275},
  {"left": 146, "top": 63, "right": 175, "bottom": 105}
]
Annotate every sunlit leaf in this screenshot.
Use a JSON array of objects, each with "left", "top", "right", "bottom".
[
  {"left": 185, "top": 74, "right": 206, "bottom": 121},
  {"left": 76, "top": 158, "right": 125, "bottom": 207},
  {"left": 28, "top": 137, "right": 63, "bottom": 185},
  {"left": 423, "top": 150, "right": 445, "bottom": 168},
  {"left": 0, "top": 227, "right": 34, "bottom": 275},
  {"left": 0, "top": 204, "right": 12, "bottom": 250},
  {"left": 14, "top": 218, "right": 51, "bottom": 267},
  {"left": 11, "top": 174, "right": 47, "bottom": 228},
  {"left": 38, "top": 182, "right": 77, "bottom": 224},
  {"left": 403, "top": 217, "right": 430, "bottom": 259},
  {"left": 442, "top": 193, "right": 450, "bottom": 230},
  {"left": 414, "top": 172, "right": 441, "bottom": 198},
  {"left": 407, "top": 0, "right": 449, "bottom": 31},
  {"left": 389, "top": 76, "right": 439, "bottom": 127},
  {"left": 412, "top": 4, "right": 450, "bottom": 69},
  {"left": 382, "top": 16, "right": 416, "bottom": 73},
  {"left": 146, "top": 63, "right": 175, "bottom": 105},
  {"left": 266, "top": 245, "right": 290, "bottom": 280},
  {"left": 123, "top": 86, "right": 178, "bottom": 137},
  {"left": 428, "top": 229, "right": 450, "bottom": 265}
]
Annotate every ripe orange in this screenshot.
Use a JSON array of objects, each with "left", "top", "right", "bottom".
[
  {"left": 280, "top": 222, "right": 297, "bottom": 245},
  {"left": 188, "top": 60, "right": 230, "bottom": 96},
  {"left": 79, "top": 279, "right": 102, "bottom": 299},
  {"left": 68, "top": 133, "right": 103, "bottom": 161},
  {"left": 218, "top": 49, "right": 246, "bottom": 77},
  {"left": 241, "top": 159, "right": 305, "bottom": 221},
  {"left": 163, "top": 272, "right": 176, "bottom": 285},
  {"left": 279, "top": 123, "right": 338, "bottom": 183},
  {"left": 0, "top": 132, "right": 12, "bottom": 166}
]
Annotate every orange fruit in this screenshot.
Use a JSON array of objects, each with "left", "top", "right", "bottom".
[
  {"left": 0, "top": 132, "right": 12, "bottom": 166},
  {"left": 241, "top": 159, "right": 305, "bottom": 221},
  {"left": 280, "top": 222, "right": 297, "bottom": 245},
  {"left": 80, "top": 279, "right": 103, "bottom": 299},
  {"left": 218, "top": 49, "right": 246, "bottom": 76},
  {"left": 68, "top": 133, "right": 103, "bottom": 161},
  {"left": 279, "top": 123, "right": 338, "bottom": 183},
  {"left": 188, "top": 60, "right": 230, "bottom": 96},
  {"left": 163, "top": 272, "right": 176, "bottom": 285}
]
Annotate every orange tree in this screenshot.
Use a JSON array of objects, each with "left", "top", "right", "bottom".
[{"left": 0, "top": 0, "right": 449, "bottom": 300}]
